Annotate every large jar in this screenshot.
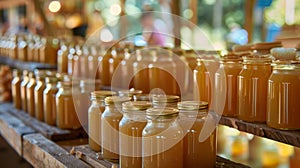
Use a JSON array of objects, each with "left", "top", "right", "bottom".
[
  {"left": 20, "top": 70, "right": 29, "bottom": 111},
  {"left": 151, "top": 95, "right": 180, "bottom": 108},
  {"left": 267, "top": 64, "right": 300, "bottom": 130},
  {"left": 34, "top": 70, "right": 47, "bottom": 121},
  {"left": 119, "top": 101, "right": 151, "bottom": 168},
  {"left": 214, "top": 56, "right": 242, "bottom": 116},
  {"left": 26, "top": 72, "right": 36, "bottom": 116},
  {"left": 193, "top": 58, "right": 210, "bottom": 103},
  {"left": 178, "top": 101, "right": 216, "bottom": 168},
  {"left": 142, "top": 107, "right": 183, "bottom": 168},
  {"left": 56, "top": 81, "right": 82, "bottom": 129},
  {"left": 101, "top": 96, "right": 131, "bottom": 162},
  {"left": 11, "top": 69, "right": 22, "bottom": 109},
  {"left": 237, "top": 55, "right": 272, "bottom": 122},
  {"left": 43, "top": 77, "right": 59, "bottom": 126},
  {"left": 88, "top": 91, "right": 117, "bottom": 152}
]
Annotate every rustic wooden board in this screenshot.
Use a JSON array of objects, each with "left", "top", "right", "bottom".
[
  {"left": 220, "top": 116, "right": 300, "bottom": 148},
  {"left": 23, "top": 133, "right": 91, "bottom": 168},
  {"left": 0, "top": 56, "right": 57, "bottom": 71},
  {"left": 0, "top": 111, "right": 35, "bottom": 156},
  {"left": 2, "top": 103, "right": 88, "bottom": 141}
]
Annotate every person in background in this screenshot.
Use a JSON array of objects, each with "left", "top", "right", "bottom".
[{"left": 140, "top": 12, "right": 166, "bottom": 46}]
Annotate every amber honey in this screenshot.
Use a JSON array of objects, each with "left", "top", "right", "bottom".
[
  {"left": 57, "top": 42, "right": 69, "bottom": 73},
  {"left": 12, "top": 69, "right": 22, "bottom": 109},
  {"left": 238, "top": 56, "right": 272, "bottom": 122},
  {"left": 101, "top": 96, "right": 131, "bottom": 162},
  {"left": 88, "top": 90, "right": 116, "bottom": 152},
  {"left": 34, "top": 70, "right": 47, "bottom": 121},
  {"left": 118, "top": 48, "right": 134, "bottom": 89},
  {"left": 142, "top": 108, "right": 183, "bottom": 168},
  {"left": 26, "top": 72, "right": 36, "bottom": 116},
  {"left": 119, "top": 101, "right": 151, "bottom": 168},
  {"left": 98, "top": 48, "right": 112, "bottom": 86},
  {"left": 109, "top": 48, "right": 124, "bottom": 88},
  {"left": 267, "top": 64, "right": 300, "bottom": 130},
  {"left": 194, "top": 58, "right": 211, "bottom": 103},
  {"left": 67, "top": 46, "right": 76, "bottom": 75},
  {"left": 20, "top": 70, "right": 29, "bottom": 111},
  {"left": 43, "top": 77, "right": 59, "bottom": 126},
  {"left": 178, "top": 101, "right": 216, "bottom": 168}
]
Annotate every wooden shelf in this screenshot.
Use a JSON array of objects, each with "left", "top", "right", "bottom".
[
  {"left": 0, "top": 56, "right": 57, "bottom": 71},
  {"left": 220, "top": 116, "right": 300, "bottom": 148}
]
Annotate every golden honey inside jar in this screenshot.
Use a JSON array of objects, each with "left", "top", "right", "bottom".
[
  {"left": 267, "top": 63, "right": 300, "bottom": 130},
  {"left": 20, "top": 70, "right": 29, "bottom": 111},
  {"left": 119, "top": 101, "right": 151, "bottom": 168},
  {"left": 43, "top": 77, "right": 59, "bottom": 126},
  {"left": 11, "top": 69, "right": 22, "bottom": 109},
  {"left": 178, "top": 101, "right": 216, "bottom": 168},
  {"left": 151, "top": 94, "right": 180, "bottom": 108},
  {"left": 26, "top": 72, "right": 36, "bottom": 117},
  {"left": 142, "top": 107, "right": 183, "bottom": 168},
  {"left": 34, "top": 70, "right": 49, "bottom": 121},
  {"left": 56, "top": 81, "right": 82, "bottom": 129},
  {"left": 88, "top": 90, "right": 117, "bottom": 152},
  {"left": 238, "top": 55, "right": 273, "bottom": 122},
  {"left": 101, "top": 96, "right": 131, "bottom": 162}
]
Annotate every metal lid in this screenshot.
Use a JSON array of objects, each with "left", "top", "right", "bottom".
[
  {"left": 178, "top": 101, "right": 208, "bottom": 111},
  {"left": 146, "top": 107, "right": 179, "bottom": 118},
  {"left": 118, "top": 88, "right": 143, "bottom": 97},
  {"left": 104, "top": 96, "right": 131, "bottom": 105},
  {"left": 122, "top": 101, "right": 151, "bottom": 112},
  {"left": 91, "top": 90, "right": 117, "bottom": 100}
]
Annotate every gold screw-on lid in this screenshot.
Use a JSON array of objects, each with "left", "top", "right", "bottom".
[
  {"left": 104, "top": 96, "right": 131, "bottom": 105},
  {"left": 146, "top": 107, "right": 179, "bottom": 117},
  {"left": 91, "top": 90, "right": 117, "bottom": 100},
  {"left": 151, "top": 95, "right": 180, "bottom": 103},
  {"left": 122, "top": 101, "right": 151, "bottom": 112},
  {"left": 177, "top": 101, "right": 208, "bottom": 111}
]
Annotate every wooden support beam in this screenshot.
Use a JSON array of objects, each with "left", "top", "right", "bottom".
[
  {"left": 171, "top": 0, "right": 181, "bottom": 47},
  {"left": 190, "top": 0, "right": 197, "bottom": 25},
  {"left": 244, "top": 0, "right": 256, "bottom": 43}
]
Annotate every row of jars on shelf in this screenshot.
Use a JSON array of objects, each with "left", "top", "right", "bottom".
[
  {"left": 87, "top": 91, "right": 217, "bottom": 168},
  {"left": 0, "top": 35, "right": 59, "bottom": 64}
]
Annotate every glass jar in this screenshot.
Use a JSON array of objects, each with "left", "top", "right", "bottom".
[
  {"left": 237, "top": 55, "right": 272, "bottom": 122},
  {"left": 178, "top": 101, "right": 216, "bottom": 168},
  {"left": 72, "top": 45, "right": 83, "bottom": 78},
  {"left": 193, "top": 58, "right": 210, "bottom": 103},
  {"left": 67, "top": 45, "right": 76, "bottom": 75},
  {"left": 20, "top": 70, "right": 29, "bottom": 111},
  {"left": 101, "top": 96, "right": 131, "bottom": 162},
  {"left": 98, "top": 48, "right": 112, "bottom": 86},
  {"left": 43, "top": 77, "right": 59, "bottom": 126},
  {"left": 57, "top": 41, "right": 69, "bottom": 73},
  {"left": 17, "top": 36, "right": 27, "bottom": 61},
  {"left": 151, "top": 95, "right": 180, "bottom": 108},
  {"left": 34, "top": 70, "right": 47, "bottom": 121},
  {"left": 267, "top": 64, "right": 300, "bottom": 130},
  {"left": 88, "top": 91, "right": 117, "bottom": 152},
  {"left": 27, "top": 36, "right": 35, "bottom": 62},
  {"left": 11, "top": 69, "right": 22, "bottom": 109},
  {"left": 109, "top": 48, "right": 124, "bottom": 87},
  {"left": 119, "top": 101, "right": 151, "bottom": 168},
  {"left": 56, "top": 81, "right": 82, "bottom": 129},
  {"left": 26, "top": 72, "right": 36, "bottom": 116},
  {"left": 215, "top": 56, "right": 243, "bottom": 117},
  {"left": 142, "top": 107, "right": 183, "bottom": 168},
  {"left": 39, "top": 37, "right": 59, "bottom": 64},
  {"left": 118, "top": 48, "right": 134, "bottom": 89}
]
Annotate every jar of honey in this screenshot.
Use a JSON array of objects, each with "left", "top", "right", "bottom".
[
  {"left": 87, "top": 46, "right": 99, "bottom": 79},
  {"left": 178, "top": 101, "right": 216, "bottom": 168},
  {"left": 237, "top": 55, "right": 272, "bottom": 122},
  {"left": 267, "top": 64, "right": 300, "bottom": 130},
  {"left": 215, "top": 56, "right": 242, "bottom": 116},
  {"left": 43, "top": 77, "right": 59, "bottom": 126},
  {"left": 72, "top": 45, "right": 83, "bottom": 78},
  {"left": 193, "top": 58, "right": 211, "bottom": 103},
  {"left": 27, "top": 36, "right": 35, "bottom": 62},
  {"left": 101, "top": 96, "right": 131, "bottom": 162},
  {"left": 118, "top": 48, "right": 134, "bottom": 89},
  {"left": 11, "top": 69, "right": 22, "bottom": 109},
  {"left": 34, "top": 70, "right": 48, "bottom": 121},
  {"left": 67, "top": 45, "right": 76, "bottom": 75},
  {"left": 20, "top": 70, "right": 29, "bottom": 111},
  {"left": 26, "top": 72, "right": 36, "bottom": 116},
  {"left": 57, "top": 41, "right": 69, "bottom": 73},
  {"left": 142, "top": 107, "right": 183, "bottom": 168},
  {"left": 109, "top": 48, "right": 124, "bottom": 88},
  {"left": 98, "top": 48, "right": 113, "bottom": 86},
  {"left": 88, "top": 91, "right": 117, "bottom": 152},
  {"left": 151, "top": 95, "right": 180, "bottom": 108},
  {"left": 17, "top": 36, "right": 27, "bottom": 61},
  {"left": 119, "top": 101, "right": 151, "bottom": 168},
  {"left": 56, "top": 81, "right": 82, "bottom": 129}
]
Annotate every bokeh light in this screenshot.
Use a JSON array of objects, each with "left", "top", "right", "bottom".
[
  {"left": 110, "top": 4, "right": 122, "bottom": 16},
  {"left": 48, "top": 1, "right": 61, "bottom": 13}
]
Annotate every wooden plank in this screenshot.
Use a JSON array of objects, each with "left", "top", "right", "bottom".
[
  {"left": 0, "top": 111, "right": 35, "bottom": 156},
  {"left": 2, "top": 103, "right": 87, "bottom": 141},
  {"left": 220, "top": 116, "right": 300, "bottom": 148},
  {"left": 23, "top": 133, "right": 91, "bottom": 168},
  {"left": 244, "top": 0, "right": 256, "bottom": 43},
  {"left": 216, "top": 156, "right": 250, "bottom": 168}
]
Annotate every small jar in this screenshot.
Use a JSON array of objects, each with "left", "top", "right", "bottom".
[
  {"left": 237, "top": 55, "right": 272, "bottom": 122},
  {"left": 215, "top": 56, "right": 243, "bottom": 116},
  {"left": 98, "top": 48, "right": 113, "bottom": 86},
  {"left": 101, "top": 96, "right": 131, "bottom": 162},
  {"left": 267, "top": 64, "right": 300, "bottom": 130},
  {"left": 20, "top": 70, "right": 29, "bottom": 111},
  {"left": 193, "top": 58, "right": 211, "bottom": 103},
  {"left": 151, "top": 95, "right": 180, "bottom": 108},
  {"left": 43, "top": 77, "right": 59, "bottom": 125},
  {"left": 11, "top": 69, "right": 22, "bottom": 109},
  {"left": 88, "top": 90, "right": 117, "bottom": 152},
  {"left": 56, "top": 81, "right": 82, "bottom": 129},
  {"left": 178, "top": 101, "right": 216, "bottom": 168},
  {"left": 142, "top": 107, "right": 183, "bottom": 168},
  {"left": 34, "top": 70, "right": 47, "bottom": 121},
  {"left": 26, "top": 72, "right": 36, "bottom": 116},
  {"left": 119, "top": 101, "right": 151, "bottom": 168},
  {"left": 118, "top": 89, "right": 142, "bottom": 98}
]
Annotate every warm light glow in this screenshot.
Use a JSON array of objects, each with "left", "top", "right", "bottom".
[
  {"left": 109, "top": 4, "right": 121, "bottom": 16},
  {"left": 100, "top": 28, "right": 113, "bottom": 42},
  {"left": 49, "top": 1, "right": 61, "bottom": 13},
  {"left": 285, "top": 0, "right": 295, "bottom": 25}
]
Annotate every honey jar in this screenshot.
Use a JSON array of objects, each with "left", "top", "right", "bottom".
[
  {"left": 101, "top": 96, "right": 131, "bottom": 162},
  {"left": 237, "top": 55, "right": 272, "bottom": 122},
  {"left": 26, "top": 72, "right": 36, "bottom": 116},
  {"left": 119, "top": 101, "right": 151, "bottom": 168},
  {"left": 142, "top": 107, "right": 183, "bottom": 168},
  {"left": 117, "top": 48, "right": 134, "bottom": 89},
  {"left": 193, "top": 58, "right": 211, "bottom": 103},
  {"left": 267, "top": 63, "right": 300, "bottom": 130},
  {"left": 43, "top": 77, "right": 59, "bottom": 126},
  {"left": 109, "top": 48, "right": 124, "bottom": 88},
  {"left": 88, "top": 90, "right": 116, "bottom": 152},
  {"left": 56, "top": 81, "right": 82, "bottom": 129},
  {"left": 34, "top": 70, "right": 48, "bottom": 121},
  {"left": 17, "top": 36, "right": 27, "bottom": 61},
  {"left": 215, "top": 56, "right": 242, "bottom": 116},
  {"left": 57, "top": 41, "right": 69, "bottom": 73},
  {"left": 98, "top": 48, "right": 113, "bottom": 86},
  {"left": 11, "top": 69, "right": 22, "bottom": 109},
  {"left": 67, "top": 45, "right": 76, "bottom": 75},
  {"left": 20, "top": 70, "right": 29, "bottom": 111},
  {"left": 178, "top": 101, "right": 216, "bottom": 168}
]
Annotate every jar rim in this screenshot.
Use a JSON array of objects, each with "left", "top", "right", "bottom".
[
  {"left": 151, "top": 95, "right": 180, "bottom": 103},
  {"left": 122, "top": 101, "right": 151, "bottom": 112},
  {"left": 178, "top": 101, "right": 208, "bottom": 111},
  {"left": 105, "top": 96, "right": 131, "bottom": 105}
]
